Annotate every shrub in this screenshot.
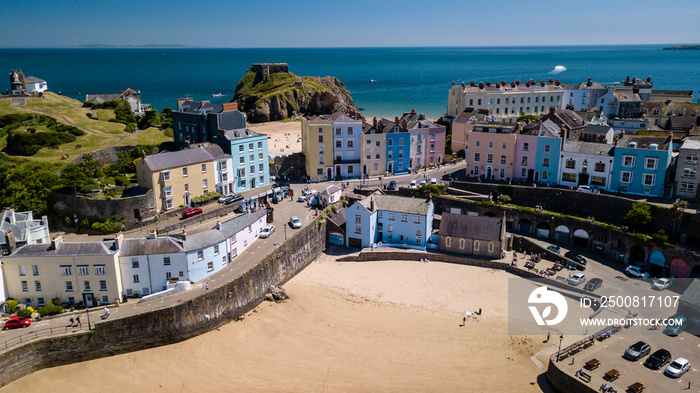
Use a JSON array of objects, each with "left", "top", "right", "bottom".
[
  {"left": 17, "top": 308, "right": 33, "bottom": 318},
  {"left": 4, "top": 299, "right": 17, "bottom": 314},
  {"left": 500, "top": 195, "right": 512, "bottom": 203},
  {"left": 86, "top": 113, "right": 94, "bottom": 118},
  {"left": 91, "top": 217, "right": 124, "bottom": 234},
  {"left": 476, "top": 200, "right": 495, "bottom": 207},
  {"left": 114, "top": 176, "right": 131, "bottom": 186},
  {"left": 496, "top": 184, "right": 514, "bottom": 197},
  {"left": 37, "top": 301, "right": 64, "bottom": 317},
  {"left": 192, "top": 192, "right": 222, "bottom": 204},
  {"left": 133, "top": 291, "right": 141, "bottom": 298}
]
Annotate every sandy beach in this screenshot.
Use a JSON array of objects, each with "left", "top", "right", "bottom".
[
  {"left": 248, "top": 121, "right": 302, "bottom": 154},
  {"left": 0, "top": 253, "right": 552, "bottom": 393}
]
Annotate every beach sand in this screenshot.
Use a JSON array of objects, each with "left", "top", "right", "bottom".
[
  {"left": 248, "top": 121, "right": 302, "bottom": 154},
  {"left": 1, "top": 254, "right": 551, "bottom": 393}
]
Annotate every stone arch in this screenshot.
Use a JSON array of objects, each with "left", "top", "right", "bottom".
[
  {"left": 691, "top": 264, "right": 700, "bottom": 279},
  {"left": 572, "top": 229, "right": 589, "bottom": 248},
  {"left": 669, "top": 258, "right": 688, "bottom": 278},
  {"left": 518, "top": 219, "right": 533, "bottom": 234},
  {"left": 629, "top": 245, "right": 645, "bottom": 265},
  {"left": 554, "top": 225, "right": 570, "bottom": 244},
  {"left": 536, "top": 222, "right": 551, "bottom": 238},
  {"left": 484, "top": 212, "right": 497, "bottom": 217},
  {"left": 649, "top": 251, "right": 666, "bottom": 277}
]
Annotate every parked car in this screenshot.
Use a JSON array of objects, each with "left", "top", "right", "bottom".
[
  {"left": 576, "top": 185, "right": 594, "bottom": 193},
  {"left": 2, "top": 317, "right": 31, "bottom": 330},
  {"left": 625, "top": 265, "right": 650, "bottom": 279},
  {"left": 260, "top": 224, "right": 275, "bottom": 238},
  {"left": 624, "top": 341, "right": 651, "bottom": 361},
  {"left": 419, "top": 180, "right": 427, "bottom": 188},
  {"left": 652, "top": 278, "right": 672, "bottom": 291},
  {"left": 224, "top": 194, "right": 243, "bottom": 205},
  {"left": 665, "top": 357, "right": 690, "bottom": 378},
  {"left": 218, "top": 195, "right": 228, "bottom": 203},
  {"left": 430, "top": 178, "right": 438, "bottom": 185},
  {"left": 584, "top": 278, "right": 603, "bottom": 292},
  {"left": 306, "top": 189, "right": 319, "bottom": 196},
  {"left": 664, "top": 316, "right": 687, "bottom": 336},
  {"left": 409, "top": 180, "right": 418, "bottom": 189},
  {"left": 546, "top": 245, "right": 561, "bottom": 254},
  {"left": 569, "top": 273, "right": 586, "bottom": 286},
  {"left": 182, "top": 208, "right": 203, "bottom": 218},
  {"left": 297, "top": 194, "right": 307, "bottom": 202},
  {"left": 289, "top": 216, "right": 302, "bottom": 229},
  {"left": 387, "top": 181, "right": 397, "bottom": 191},
  {"left": 645, "top": 349, "right": 672, "bottom": 370},
  {"left": 565, "top": 251, "right": 586, "bottom": 265}
]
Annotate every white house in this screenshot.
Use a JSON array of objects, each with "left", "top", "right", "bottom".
[
  {"left": 1, "top": 209, "right": 51, "bottom": 256},
  {"left": 182, "top": 226, "right": 229, "bottom": 284},
  {"left": 558, "top": 141, "right": 615, "bottom": 191},
  {"left": 24, "top": 76, "right": 47, "bottom": 93},
  {"left": 563, "top": 79, "right": 607, "bottom": 111},
  {"left": 213, "top": 152, "right": 234, "bottom": 196},
  {"left": 118, "top": 232, "right": 187, "bottom": 297},
  {"left": 221, "top": 210, "right": 267, "bottom": 262},
  {"left": 319, "top": 185, "right": 342, "bottom": 208}
]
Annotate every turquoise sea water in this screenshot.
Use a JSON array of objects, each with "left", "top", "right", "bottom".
[{"left": 2, "top": 45, "right": 699, "bottom": 119}]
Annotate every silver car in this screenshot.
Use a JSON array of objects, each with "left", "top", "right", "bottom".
[
  {"left": 289, "top": 216, "right": 302, "bottom": 229},
  {"left": 259, "top": 224, "right": 275, "bottom": 238},
  {"left": 665, "top": 357, "right": 690, "bottom": 378}
]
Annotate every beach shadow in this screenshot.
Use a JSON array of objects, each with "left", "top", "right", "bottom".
[{"left": 536, "top": 371, "right": 556, "bottom": 393}]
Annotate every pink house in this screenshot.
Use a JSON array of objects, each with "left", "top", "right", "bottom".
[
  {"left": 465, "top": 122, "right": 519, "bottom": 180},
  {"left": 513, "top": 128, "right": 539, "bottom": 182},
  {"left": 427, "top": 125, "right": 447, "bottom": 165}
]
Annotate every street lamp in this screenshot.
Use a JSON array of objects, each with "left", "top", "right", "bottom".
[
  {"left": 85, "top": 307, "right": 91, "bottom": 330},
  {"left": 556, "top": 335, "right": 564, "bottom": 361},
  {"left": 284, "top": 225, "right": 287, "bottom": 240}
]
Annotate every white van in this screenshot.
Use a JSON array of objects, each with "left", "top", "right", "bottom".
[
  {"left": 430, "top": 178, "right": 438, "bottom": 185},
  {"left": 409, "top": 180, "right": 417, "bottom": 189}
]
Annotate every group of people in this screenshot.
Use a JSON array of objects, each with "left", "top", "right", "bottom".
[
  {"left": 586, "top": 216, "right": 596, "bottom": 222},
  {"left": 599, "top": 383, "right": 616, "bottom": 392},
  {"left": 420, "top": 257, "right": 430, "bottom": 263},
  {"left": 68, "top": 315, "right": 82, "bottom": 328},
  {"left": 535, "top": 204, "right": 543, "bottom": 212}
]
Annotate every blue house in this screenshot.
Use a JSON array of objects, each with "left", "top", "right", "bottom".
[
  {"left": 609, "top": 135, "right": 673, "bottom": 197},
  {"left": 216, "top": 129, "right": 270, "bottom": 192},
  {"left": 382, "top": 119, "right": 411, "bottom": 175},
  {"left": 534, "top": 119, "right": 562, "bottom": 185},
  {"left": 346, "top": 192, "right": 434, "bottom": 249},
  {"left": 172, "top": 101, "right": 246, "bottom": 150}
]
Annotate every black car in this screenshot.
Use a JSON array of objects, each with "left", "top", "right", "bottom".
[
  {"left": 387, "top": 181, "right": 397, "bottom": 191},
  {"left": 624, "top": 341, "right": 651, "bottom": 361},
  {"left": 645, "top": 349, "right": 672, "bottom": 370},
  {"left": 584, "top": 278, "right": 603, "bottom": 292},
  {"left": 565, "top": 251, "right": 587, "bottom": 265},
  {"left": 224, "top": 194, "right": 243, "bottom": 204}
]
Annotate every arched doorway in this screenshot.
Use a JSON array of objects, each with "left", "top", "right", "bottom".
[
  {"left": 327, "top": 167, "right": 332, "bottom": 179},
  {"left": 486, "top": 166, "right": 493, "bottom": 179},
  {"left": 536, "top": 222, "right": 551, "bottom": 238},
  {"left": 518, "top": 219, "right": 533, "bottom": 234},
  {"left": 669, "top": 258, "right": 688, "bottom": 278},
  {"left": 572, "top": 229, "right": 589, "bottom": 248},
  {"left": 534, "top": 170, "right": 540, "bottom": 182},
  {"left": 438, "top": 154, "right": 443, "bottom": 163},
  {"left": 629, "top": 246, "right": 645, "bottom": 265},
  {"left": 363, "top": 164, "right": 367, "bottom": 175},
  {"left": 484, "top": 212, "right": 497, "bottom": 217},
  {"left": 387, "top": 162, "right": 393, "bottom": 174},
  {"left": 554, "top": 225, "right": 570, "bottom": 243},
  {"left": 649, "top": 251, "right": 666, "bottom": 277}
]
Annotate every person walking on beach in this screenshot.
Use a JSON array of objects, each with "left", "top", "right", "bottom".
[
  {"left": 462, "top": 316, "right": 466, "bottom": 326},
  {"left": 547, "top": 332, "right": 550, "bottom": 342}
]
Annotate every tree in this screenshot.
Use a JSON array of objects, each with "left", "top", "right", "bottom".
[
  {"left": 60, "top": 164, "right": 91, "bottom": 194},
  {"left": 624, "top": 202, "right": 652, "bottom": 232},
  {"left": 517, "top": 112, "right": 539, "bottom": 122},
  {"left": 669, "top": 200, "right": 688, "bottom": 240},
  {"left": 0, "top": 160, "right": 59, "bottom": 215}
]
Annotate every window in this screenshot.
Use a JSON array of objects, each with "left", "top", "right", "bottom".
[
  {"left": 21, "top": 281, "right": 28, "bottom": 291},
  {"left": 258, "top": 153, "right": 263, "bottom": 161},
  {"left": 165, "top": 199, "right": 174, "bottom": 210},
  {"left": 238, "top": 145, "right": 244, "bottom": 153},
  {"left": 203, "top": 179, "right": 208, "bottom": 188},
  {"left": 182, "top": 167, "right": 188, "bottom": 177},
  {"left": 388, "top": 225, "right": 393, "bottom": 232},
  {"left": 95, "top": 265, "right": 105, "bottom": 275},
  {"left": 348, "top": 166, "right": 354, "bottom": 174},
  {"left": 355, "top": 225, "right": 361, "bottom": 234},
  {"left": 562, "top": 172, "right": 576, "bottom": 182},
  {"left": 317, "top": 168, "right": 323, "bottom": 175},
  {"left": 336, "top": 140, "right": 342, "bottom": 148},
  {"left": 430, "top": 143, "right": 435, "bottom": 152},
  {"left": 355, "top": 215, "right": 361, "bottom": 223},
  {"left": 66, "top": 281, "right": 73, "bottom": 292},
  {"left": 259, "top": 164, "right": 264, "bottom": 173},
  {"left": 542, "top": 171, "right": 548, "bottom": 180},
  {"left": 378, "top": 211, "right": 383, "bottom": 218},
  {"left": 488, "top": 242, "right": 495, "bottom": 253},
  {"left": 348, "top": 140, "right": 354, "bottom": 148},
  {"left": 475, "top": 140, "right": 480, "bottom": 148},
  {"left": 523, "top": 143, "right": 529, "bottom": 151},
  {"left": 100, "top": 281, "right": 107, "bottom": 291},
  {"left": 622, "top": 155, "right": 635, "bottom": 167},
  {"left": 565, "top": 159, "right": 576, "bottom": 169},
  {"left": 445, "top": 237, "right": 451, "bottom": 247},
  {"left": 521, "top": 156, "right": 528, "bottom": 165},
  {"left": 645, "top": 158, "right": 658, "bottom": 170},
  {"left": 258, "top": 141, "right": 263, "bottom": 149},
  {"left": 161, "top": 170, "right": 171, "bottom": 181},
  {"left": 101, "top": 296, "right": 109, "bottom": 304},
  {"left": 591, "top": 176, "right": 606, "bottom": 186},
  {"left": 83, "top": 281, "right": 91, "bottom": 291},
  {"left": 487, "top": 154, "right": 493, "bottom": 164},
  {"left": 374, "top": 163, "right": 378, "bottom": 171},
  {"left": 416, "top": 228, "right": 422, "bottom": 236},
  {"left": 682, "top": 168, "right": 697, "bottom": 178},
  {"left": 544, "top": 144, "right": 551, "bottom": 152},
  {"left": 207, "top": 262, "right": 214, "bottom": 271},
  {"left": 543, "top": 157, "right": 550, "bottom": 167},
  {"left": 620, "top": 171, "right": 632, "bottom": 183},
  {"left": 398, "top": 151, "right": 403, "bottom": 159},
  {"left": 335, "top": 127, "right": 341, "bottom": 135},
  {"left": 474, "top": 153, "right": 481, "bottom": 162},
  {"left": 389, "top": 213, "right": 395, "bottom": 220},
  {"left": 197, "top": 250, "right": 204, "bottom": 260},
  {"left": 248, "top": 143, "right": 253, "bottom": 151},
  {"left": 239, "top": 157, "right": 245, "bottom": 164},
  {"left": 132, "top": 258, "right": 139, "bottom": 269},
  {"left": 388, "top": 138, "right": 393, "bottom": 147},
  {"left": 414, "top": 216, "right": 421, "bottom": 223},
  {"left": 19, "top": 265, "right": 25, "bottom": 276},
  {"left": 488, "top": 141, "right": 493, "bottom": 149},
  {"left": 399, "top": 138, "right": 404, "bottom": 146},
  {"left": 643, "top": 174, "right": 655, "bottom": 186},
  {"left": 37, "top": 297, "right": 45, "bottom": 307},
  {"left": 500, "top": 155, "right": 506, "bottom": 165},
  {"left": 201, "top": 164, "right": 207, "bottom": 173},
  {"left": 680, "top": 182, "right": 695, "bottom": 193},
  {"left": 78, "top": 265, "right": 89, "bottom": 275},
  {"left": 163, "top": 186, "right": 172, "bottom": 198},
  {"left": 401, "top": 214, "right": 408, "bottom": 222},
  {"left": 179, "top": 271, "right": 185, "bottom": 277},
  {"left": 416, "top": 236, "right": 422, "bottom": 244},
  {"left": 133, "top": 275, "right": 140, "bottom": 283},
  {"left": 474, "top": 240, "right": 480, "bottom": 251},
  {"left": 375, "top": 152, "right": 380, "bottom": 159},
  {"left": 249, "top": 154, "right": 254, "bottom": 162},
  {"left": 319, "top": 156, "right": 325, "bottom": 165},
  {"left": 213, "top": 245, "right": 219, "bottom": 255},
  {"left": 521, "top": 168, "right": 527, "bottom": 177},
  {"left": 500, "top": 168, "right": 505, "bottom": 178},
  {"left": 459, "top": 238, "right": 465, "bottom": 249},
  {"left": 166, "top": 272, "right": 172, "bottom": 280},
  {"left": 61, "top": 266, "right": 72, "bottom": 276},
  {"left": 685, "top": 154, "right": 699, "bottom": 164},
  {"left": 250, "top": 166, "right": 254, "bottom": 176},
  {"left": 318, "top": 135, "right": 324, "bottom": 143}
]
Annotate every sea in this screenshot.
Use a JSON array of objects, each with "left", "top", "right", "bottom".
[{"left": 2, "top": 45, "right": 700, "bottom": 120}]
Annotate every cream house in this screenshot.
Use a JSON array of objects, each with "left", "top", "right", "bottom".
[{"left": 2, "top": 235, "right": 122, "bottom": 308}]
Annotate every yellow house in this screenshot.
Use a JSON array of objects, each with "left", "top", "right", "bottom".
[
  {"left": 301, "top": 116, "right": 335, "bottom": 181},
  {"left": 136, "top": 145, "right": 227, "bottom": 211},
  {"left": 2, "top": 234, "right": 122, "bottom": 308}
]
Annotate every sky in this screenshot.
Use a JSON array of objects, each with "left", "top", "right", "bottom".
[{"left": 1, "top": 0, "right": 699, "bottom": 48}]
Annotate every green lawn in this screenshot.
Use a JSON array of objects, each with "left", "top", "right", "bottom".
[
  {"left": 118, "top": 127, "right": 171, "bottom": 146},
  {"left": 94, "top": 109, "right": 116, "bottom": 121}
]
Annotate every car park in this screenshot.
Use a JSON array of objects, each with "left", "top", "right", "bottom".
[
  {"left": 652, "top": 278, "right": 672, "bottom": 291},
  {"left": 182, "top": 208, "right": 203, "bottom": 218},
  {"left": 625, "top": 265, "right": 650, "bottom": 279},
  {"left": 565, "top": 251, "right": 586, "bottom": 265},
  {"left": 665, "top": 357, "right": 690, "bottom": 378},
  {"left": 289, "top": 216, "right": 302, "bottom": 229},
  {"left": 644, "top": 349, "right": 672, "bottom": 370},
  {"left": 569, "top": 273, "right": 586, "bottom": 286},
  {"left": 2, "top": 317, "right": 31, "bottom": 330},
  {"left": 584, "top": 278, "right": 602, "bottom": 292},
  {"left": 663, "top": 316, "right": 687, "bottom": 336},
  {"left": 576, "top": 185, "right": 594, "bottom": 193},
  {"left": 387, "top": 181, "right": 397, "bottom": 191},
  {"left": 624, "top": 341, "right": 651, "bottom": 361},
  {"left": 259, "top": 224, "right": 275, "bottom": 238},
  {"left": 546, "top": 245, "right": 561, "bottom": 254},
  {"left": 409, "top": 180, "right": 417, "bottom": 189}
]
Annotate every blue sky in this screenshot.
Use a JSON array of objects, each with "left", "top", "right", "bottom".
[{"left": 2, "top": 0, "right": 699, "bottom": 48}]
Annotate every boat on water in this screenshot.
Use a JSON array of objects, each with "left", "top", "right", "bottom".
[
  {"left": 212, "top": 92, "right": 223, "bottom": 97},
  {"left": 370, "top": 79, "right": 377, "bottom": 83}
]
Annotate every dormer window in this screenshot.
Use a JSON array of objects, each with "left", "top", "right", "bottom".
[
  {"left": 669, "top": 109, "right": 674, "bottom": 115},
  {"left": 643, "top": 109, "right": 648, "bottom": 114},
  {"left": 649, "top": 144, "right": 658, "bottom": 150},
  {"left": 654, "top": 108, "right": 660, "bottom": 114},
  {"left": 628, "top": 142, "right": 637, "bottom": 149},
  {"left": 680, "top": 110, "right": 685, "bottom": 116}
]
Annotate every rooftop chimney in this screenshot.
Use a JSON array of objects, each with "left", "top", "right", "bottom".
[
  {"left": 461, "top": 82, "right": 465, "bottom": 88},
  {"left": 452, "top": 81, "right": 455, "bottom": 85},
  {"left": 147, "top": 229, "right": 156, "bottom": 240},
  {"left": 647, "top": 76, "right": 651, "bottom": 83},
  {"left": 181, "top": 229, "right": 187, "bottom": 241},
  {"left": 486, "top": 81, "right": 491, "bottom": 87},
  {"left": 540, "top": 81, "right": 546, "bottom": 87},
  {"left": 419, "top": 113, "right": 425, "bottom": 120},
  {"left": 411, "top": 108, "right": 416, "bottom": 114},
  {"left": 373, "top": 117, "right": 377, "bottom": 128},
  {"left": 470, "top": 81, "right": 475, "bottom": 87},
  {"left": 5, "top": 229, "right": 16, "bottom": 254},
  {"left": 525, "top": 82, "right": 530, "bottom": 87},
  {"left": 215, "top": 220, "right": 221, "bottom": 230},
  {"left": 626, "top": 76, "right": 630, "bottom": 83},
  {"left": 495, "top": 83, "right": 500, "bottom": 88},
  {"left": 116, "top": 231, "right": 125, "bottom": 248},
  {"left": 548, "top": 78, "right": 554, "bottom": 84},
  {"left": 633, "top": 86, "right": 640, "bottom": 94},
  {"left": 549, "top": 106, "right": 556, "bottom": 116},
  {"left": 51, "top": 234, "right": 63, "bottom": 250},
  {"left": 501, "top": 80, "right": 506, "bottom": 85},
  {"left": 370, "top": 197, "right": 374, "bottom": 212},
  {"left": 479, "top": 82, "right": 484, "bottom": 89},
  {"left": 141, "top": 149, "right": 146, "bottom": 159},
  {"left": 401, "top": 119, "right": 408, "bottom": 129},
  {"left": 394, "top": 116, "right": 400, "bottom": 124},
  {"left": 511, "top": 82, "right": 516, "bottom": 88},
  {"left": 555, "top": 79, "right": 561, "bottom": 86},
  {"left": 222, "top": 101, "right": 238, "bottom": 112},
  {"left": 515, "top": 80, "right": 521, "bottom": 85}
]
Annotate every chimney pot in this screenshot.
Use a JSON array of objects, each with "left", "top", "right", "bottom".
[
  {"left": 515, "top": 80, "right": 520, "bottom": 85},
  {"left": 411, "top": 108, "right": 416, "bottom": 114},
  {"left": 555, "top": 79, "right": 561, "bottom": 86},
  {"left": 419, "top": 113, "right": 425, "bottom": 120},
  {"left": 486, "top": 81, "right": 491, "bottom": 87},
  {"left": 470, "top": 81, "right": 475, "bottom": 87}
]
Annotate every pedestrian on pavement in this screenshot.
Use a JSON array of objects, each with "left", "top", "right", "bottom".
[
  {"left": 206, "top": 282, "right": 209, "bottom": 290},
  {"left": 69, "top": 316, "right": 74, "bottom": 327},
  {"left": 76, "top": 315, "right": 81, "bottom": 328}
]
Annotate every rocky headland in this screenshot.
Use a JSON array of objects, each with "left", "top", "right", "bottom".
[
  {"left": 662, "top": 45, "right": 700, "bottom": 50},
  {"left": 233, "top": 65, "right": 360, "bottom": 123}
]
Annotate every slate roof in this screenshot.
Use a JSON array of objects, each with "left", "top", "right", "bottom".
[
  {"left": 562, "top": 141, "right": 614, "bottom": 156},
  {"left": 538, "top": 119, "right": 561, "bottom": 138},
  {"left": 359, "top": 194, "right": 432, "bottom": 215},
  {"left": 613, "top": 91, "right": 641, "bottom": 102},
  {"left": 222, "top": 128, "right": 262, "bottom": 141},
  {"left": 439, "top": 213, "right": 503, "bottom": 242},
  {"left": 182, "top": 210, "right": 267, "bottom": 251},
  {"left": 142, "top": 145, "right": 228, "bottom": 171},
  {"left": 24, "top": 76, "right": 45, "bottom": 83},
  {"left": 218, "top": 110, "right": 247, "bottom": 131},
  {"left": 669, "top": 116, "right": 698, "bottom": 130},
  {"left": 555, "top": 110, "right": 586, "bottom": 129},
  {"left": 617, "top": 135, "right": 670, "bottom": 150},
  {"left": 453, "top": 109, "right": 490, "bottom": 125},
  {"left": 86, "top": 88, "right": 140, "bottom": 103},
  {"left": 399, "top": 111, "right": 437, "bottom": 129},
  {"left": 320, "top": 185, "right": 341, "bottom": 196},
  {"left": 680, "top": 138, "right": 700, "bottom": 150},
  {"left": 573, "top": 81, "right": 605, "bottom": 90},
  {"left": 679, "top": 280, "right": 700, "bottom": 308},
  {"left": 325, "top": 111, "right": 358, "bottom": 122},
  {"left": 10, "top": 241, "right": 118, "bottom": 257},
  {"left": 583, "top": 125, "right": 613, "bottom": 135},
  {"left": 641, "top": 101, "right": 700, "bottom": 117},
  {"left": 219, "top": 210, "right": 267, "bottom": 239},
  {"left": 119, "top": 236, "right": 185, "bottom": 256},
  {"left": 0, "top": 210, "right": 48, "bottom": 246},
  {"left": 179, "top": 100, "right": 224, "bottom": 114},
  {"left": 327, "top": 208, "right": 346, "bottom": 229}
]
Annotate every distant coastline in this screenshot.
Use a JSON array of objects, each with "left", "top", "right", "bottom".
[{"left": 662, "top": 45, "right": 700, "bottom": 50}]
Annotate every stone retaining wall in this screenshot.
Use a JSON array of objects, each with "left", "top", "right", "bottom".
[{"left": 0, "top": 219, "right": 327, "bottom": 387}]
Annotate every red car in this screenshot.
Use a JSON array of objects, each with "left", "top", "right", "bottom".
[
  {"left": 182, "top": 208, "right": 203, "bottom": 218},
  {"left": 3, "top": 317, "right": 31, "bottom": 330}
]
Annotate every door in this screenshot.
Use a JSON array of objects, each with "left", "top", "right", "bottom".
[
  {"left": 534, "top": 171, "right": 540, "bottom": 182},
  {"left": 327, "top": 168, "right": 332, "bottom": 179},
  {"left": 348, "top": 237, "right": 363, "bottom": 248},
  {"left": 486, "top": 166, "right": 492, "bottom": 179},
  {"left": 84, "top": 293, "right": 94, "bottom": 308},
  {"left": 133, "top": 209, "right": 141, "bottom": 220},
  {"left": 184, "top": 193, "right": 191, "bottom": 206},
  {"left": 527, "top": 169, "right": 534, "bottom": 183},
  {"left": 336, "top": 166, "right": 341, "bottom": 178},
  {"left": 251, "top": 178, "right": 256, "bottom": 188}
]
